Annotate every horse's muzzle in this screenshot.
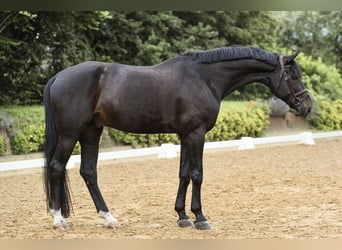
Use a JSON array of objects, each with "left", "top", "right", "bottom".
[{"left": 295, "top": 95, "right": 313, "bottom": 117}]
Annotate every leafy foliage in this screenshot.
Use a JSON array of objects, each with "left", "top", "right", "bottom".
[
  {"left": 297, "top": 54, "right": 342, "bottom": 101},
  {"left": 206, "top": 107, "right": 269, "bottom": 141},
  {"left": 0, "top": 106, "right": 44, "bottom": 154},
  {"left": 275, "top": 11, "right": 342, "bottom": 73},
  {"left": 108, "top": 104, "right": 270, "bottom": 147},
  {"left": 0, "top": 104, "right": 269, "bottom": 154},
  {"left": 0, "top": 136, "right": 6, "bottom": 156},
  {"left": 1, "top": 11, "right": 341, "bottom": 105},
  {"left": 0, "top": 11, "right": 279, "bottom": 105},
  {"left": 309, "top": 100, "right": 342, "bottom": 131},
  {"left": 108, "top": 129, "right": 180, "bottom": 148},
  {"left": 0, "top": 12, "right": 46, "bottom": 105}
]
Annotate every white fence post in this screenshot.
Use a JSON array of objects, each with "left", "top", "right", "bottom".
[
  {"left": 158, "top": 143, "right": 177, "bottom": 159},
  {"left": 238, "top": 137, "right": 255, "bottom": 150},
  {"left": 300, "top": 132, "right": 315, "bottom": 145}
]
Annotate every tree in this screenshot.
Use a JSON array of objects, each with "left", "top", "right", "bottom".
[
  {"left": 0, "top": 11, "right": 104, "bottom": 105},
  {"left": 0, "top": 11, "right": 305, "bottom": 105},
  {"left": 174, "top": 11, "right": 278, "bottom": 48},
  {"left": 0, "top": 11, "right": 45, "bottom": 105},
  {"left": 275, "top": 11, "right": 342, "bottom": 73}
]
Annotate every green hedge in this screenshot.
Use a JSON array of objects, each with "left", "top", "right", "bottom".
[
  {"left": 10, "top": 125, "right": 45, "bottom": 154},
  {"left": 309, "top": 99, "right": 342, "bottom": 131},
  {"left": 298, "top": 56, "right": 342, "bottom": 101},
  {"left": 3, "top": 95, "right": 342, "bottom": 156},
  {"left": 0, "top": 103, "right": 270, "bottom": 155},
  {"left": 5, "top": 99, "right": 342, "bottom": 155},
  {"left": 108, "top": 129, "right": 180, "bottom": 148},
  {"left": 0, "top": 136, "right": 7, "bottom": 156},
  {"left": 206, "top": 106, "right": 269, "bottom": 141},
  {"left": 0, "top": 106, "right": 45, "bottom": 155},
  {"left": 108, "top": 105, "right": 270, "bottom": 147}
]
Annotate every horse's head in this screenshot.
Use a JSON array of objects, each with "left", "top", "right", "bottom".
[{"left": 273, "top": 51, "right": 313, "bottom": 117}]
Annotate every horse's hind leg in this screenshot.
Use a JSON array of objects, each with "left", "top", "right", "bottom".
[
  {"left": 79, "top": 125, "right": 119, "bottom": 228},
  {"left": 49, "top": 136, "right": 77, "bottom": 230}
]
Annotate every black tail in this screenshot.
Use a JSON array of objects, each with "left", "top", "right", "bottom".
[{"left": 43, "top": 76, "right": 72, "bottom": 218}]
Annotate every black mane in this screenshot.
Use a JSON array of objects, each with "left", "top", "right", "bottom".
[{"left": 181, "top": 46, "right": 279, "bottom": 66}]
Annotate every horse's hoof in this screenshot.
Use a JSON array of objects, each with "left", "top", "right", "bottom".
[
  {"left": 52, "top": 221, "right": 68, "bottom": 230},
  {"left": 194, "top": 220, "right": 212, "bottom": 230},
  {"left": 99, "top": 211, "right": 120, "bottom": 229},
  {"left": 177, "top": 219, "right": 194, "bottom": 228},
  {"left": 104, "top": 219, "right": 120, "bottom": 229}
]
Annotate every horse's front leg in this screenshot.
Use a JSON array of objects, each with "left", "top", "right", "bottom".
[
  {"left": 175, "top": 144, "right": 194, "bottom": 228},
  {"left": 179, "top": 129, "right": 212, "bottom": 230}
]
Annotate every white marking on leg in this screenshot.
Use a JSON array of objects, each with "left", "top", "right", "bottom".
[
  {"left": 99, "top": 210, "right": 119, "bottom": 228},
  {"left": 50, "top": 209, "right": 68, "bottom": 230}
]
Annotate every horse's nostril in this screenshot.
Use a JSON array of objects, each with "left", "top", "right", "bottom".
[{"left": 308, "top": 107, "right": 311, "bottom": 113}]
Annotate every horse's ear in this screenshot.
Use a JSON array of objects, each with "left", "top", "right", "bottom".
[{"left": 283, "top": 50, "right": 300, "bottom": 65}]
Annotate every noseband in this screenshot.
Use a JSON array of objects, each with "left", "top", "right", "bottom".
[{"left": 276, "top": 55, "right": 309, "bottom": 108}]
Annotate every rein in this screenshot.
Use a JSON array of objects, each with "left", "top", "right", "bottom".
[{"left": 276, "top": 55, "right": 309, "bottom": 107}]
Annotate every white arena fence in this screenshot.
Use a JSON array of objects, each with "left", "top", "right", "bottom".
[{"left": 1, "top": 130, "right": 342, "bottom": 172}]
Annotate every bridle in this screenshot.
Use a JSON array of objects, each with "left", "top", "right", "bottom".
[{"left": 275, "top": 55, "right": 309, "bottom": 108}]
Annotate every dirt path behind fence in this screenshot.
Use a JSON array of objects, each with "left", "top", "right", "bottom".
[{"left": 0, "top": 138, "right": 342, "bottom": 239}]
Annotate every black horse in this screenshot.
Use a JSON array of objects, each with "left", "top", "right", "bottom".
[{"left": 44, "top": 46, "right": 312, "bottom": 230}]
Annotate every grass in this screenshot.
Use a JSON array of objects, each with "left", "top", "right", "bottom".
[
  {"left": 0, "top": 105, "right": 44, "bottom": 131},
  {"left": 220, "top": 100, "right": 253, "bottom": 112}
]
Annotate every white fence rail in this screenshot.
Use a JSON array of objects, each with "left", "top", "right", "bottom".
[{"left": 1, "top": 130, "right": 342, "bottom": 172}]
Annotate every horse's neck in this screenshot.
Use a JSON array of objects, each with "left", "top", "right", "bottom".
[{"left": 205, "top": 60, "right": 277, "bottom": 100}]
